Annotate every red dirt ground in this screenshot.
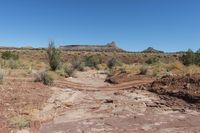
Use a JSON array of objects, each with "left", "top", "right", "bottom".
[
  {"left": 0, "top": 78, "right": 52, "bottom": 132},
  {"left": 149, "top": 74, "right": 200, "bottom": 111}
]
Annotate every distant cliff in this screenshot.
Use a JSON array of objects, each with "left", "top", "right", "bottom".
[{"left": 60, "top": 41, "right": 125, "bottom": 52}]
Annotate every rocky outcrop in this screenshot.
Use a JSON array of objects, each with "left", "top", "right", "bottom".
[{"left": 149, "top": 74, "right": 200, "bottom": 111}]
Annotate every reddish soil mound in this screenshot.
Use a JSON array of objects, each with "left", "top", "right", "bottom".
[
  {"left": 0, "top": 78, "right": 52, "bottom": 131},
  {"left": 149, "top": 74, "right": 200, "bottom": 111},
  {"left": 105, "top": 72, "right": 153, "bottom": 84}
]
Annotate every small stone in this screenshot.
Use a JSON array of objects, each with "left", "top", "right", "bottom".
[
  {"left": 160, "top": 85, "right": 168, "bottom": 89},
  {"left": 141, "top": 86, "right": 147, "bottom": 90},
  {"left": 77, "top": 128, "right": 84, "bottom": 133},
  {"left": 104, "top": 99, "right": 113, "bottom": 103},
  {"left": 183, "top": 83, "right": 190, "bottom": 89},
  {"left": 113, "top": 92, "right": 121, "bottom": 95},
  {"left": 63, "top": 101, "right": 73, "bottom": 107}
]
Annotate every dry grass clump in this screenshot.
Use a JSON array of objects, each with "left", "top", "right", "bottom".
[
  {"left": 165, "top": 61, "right": 184, "bottom": 71},
  {"left": 150, "top": 62, "right": 180, "bottom": 77},
  {"left": 115, "top": 64, "right": 141, "bottom": 74},
  {"left": 185, "top": 65, "right": 200, "bottom": 74},
  {"left": 107, "top": 61, "right": 184, "bottom": 77},
  {"left": 34, "top": 71, "right": 54, "bottom": 85},
  {"left": 63, "top": 63, "right": 76, "bottom": 77},
  {"left": 149, "top": 61, "right": 200, "bottom": 76},
  {"left": 139, "top": 66, "right": 148, "bottom": 75},
  {"left": 0, "top": 68, "right": 4, "bottom": 84},
  {"left": 96, "top": 63, "right": 108, "bottom": 70},
  {"left": 106, "top": 63, "right": 145, "bottom": 76},
  {"left": 9, "top": 115, "right": 30, "bottom": 129},
  {"left": 0, "top": 59, "right": 20, "bottom": 69},
  {"left": 20, "top": 60, "right": 47, "bottom": 70},
  {"left": 71, "top": 58, "right": 85, "bottom": 71}
]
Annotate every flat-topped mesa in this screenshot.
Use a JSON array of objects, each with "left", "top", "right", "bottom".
[{"left": 60, "top": 41, "right": 125, "bottom": 52}]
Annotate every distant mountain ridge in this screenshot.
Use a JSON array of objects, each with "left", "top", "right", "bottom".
[
  {"left": 142, "top": 47, "right": 164, "bottom": 53},
  {"left": 60, "top": 41, "right": 125, "bottom": 52}
]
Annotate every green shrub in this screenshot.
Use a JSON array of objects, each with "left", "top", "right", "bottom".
[
  {"left": 1, "top": 59, "right": 19, "bottom": 69},
  {"left": 107, "top": 58, "right": 122, "bottom": 69},
  {"left": 8, "top": 59, "right": 19, "bottom": 69},
  {"left": 64, "top": 63, "right": 75, "bottom": 77},
  {"left": 34, "top": 71, "right": 54, "bottom": 85},
  {"left": 195, "top": 54, "right": 200, "bottom": 65},
  {"left": 145, "top": 57, "right": 159, "bottom": 64},
  {"left": 0, "top": 68, "right": 4, "bottom": 84},
  {"left": 47, "top": 41, "right": 61, "bottom": 71},
  {"left": 84, "top": 56, "right": 101, "bottom": 68},
  {"left": 107, "top": 68, "right": 115, "bottom": 77},
  {"left": 1, "top": 51, "right": 19, "bottom": 60},
  {"left": 71, "top": 58, "right": 85, "bottom": 71},
  {"left": 55, "top": 68, "right": 65, "bottom": 76},
  {"left": 181, "top": 49, "right": 200, "bottom": 66}
]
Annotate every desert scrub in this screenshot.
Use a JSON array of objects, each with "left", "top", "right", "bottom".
[
  {"left": 185, "top": 65, "right": 200, "bottom": 74},
  {"left": 145, "top": 57, "right": 159, "bottom": 64},
  {"left": 64, "top": 63, "right": 75, "bottom": 77},
  {"left": 47, "top": 41, "right": 61, "bottom": 71},
  {"left": 107, "top": 67, "right": 115, "bottom": 76},
  {"left": 107, "top": 58, "right": 123, "bottom": 69},
  {"left": 181, "top": 49, "right": 200, "bottom": 66},
  {"left": 7, "top": 59, "right": 19, "bottom": 69},
  {"left": 0, "top": 68, "right": 4, "bottom": 84},
  {"left": 71, "top": 58, "right": 85, "bottom": 71},
  {"left": 165, "top": 61, "right": 184, "bottom": 73},
  {"left": 0, "top": 59, "right": 20, "bottom": 69},
  {"left": 84, "top": 55, "right": 101, "bottom": 68},
  {"left": 10, "top": 115, "right": 30, "bottom": 129},
  {"left": 96, "top": 63, "right": 108, "bottom": 70},
  {"left": 150, "top": 63, "right": 167, "bottom": 77},
  {"left": 34, "top": 71, "right": 54, "bottom": 85},
  {"left": 139, "top": 66, "right": 148, "bottom": 75},
  {"left": 106, "top": 63, "right": 139, "bottom": 76},
  {"left": 117, "top": 64, "right": 140, "bottom": 74},
  {"left": 1, "top": 51, "right": 19, "bottom": 60},
  {"left": 55, "top": 68, "right": 66, "bottom": 76}
]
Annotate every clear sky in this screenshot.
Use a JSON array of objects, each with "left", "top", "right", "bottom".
[{"left": 0, "top": 0, "right": 200, "bottom": 52}]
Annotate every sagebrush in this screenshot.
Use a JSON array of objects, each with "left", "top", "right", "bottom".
[
  {"left": 34, "top": 71, "right": 54, "bottom": 85},
  {"left": 47, "top": 41, "right": 61, "bottom": 71}
]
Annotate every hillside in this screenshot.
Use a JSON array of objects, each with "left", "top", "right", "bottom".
[{"left": 142, "top": 47, "right": 164, "bottom": 53}]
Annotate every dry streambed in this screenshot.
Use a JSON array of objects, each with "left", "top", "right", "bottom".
[
  {"left": 16, "top": 70, "right": 200, "bottom": 133},
  {"left": 37, "top": 88, "right": 200, "bottom": 133}
]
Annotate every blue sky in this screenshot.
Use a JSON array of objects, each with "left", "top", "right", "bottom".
[{"left": 0, "top": 0, "right": 200, "bottom": 52}]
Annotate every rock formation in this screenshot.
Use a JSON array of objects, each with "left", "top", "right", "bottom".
[{"left": 60, "top": 41, "right": 125, "bottom": 52}]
